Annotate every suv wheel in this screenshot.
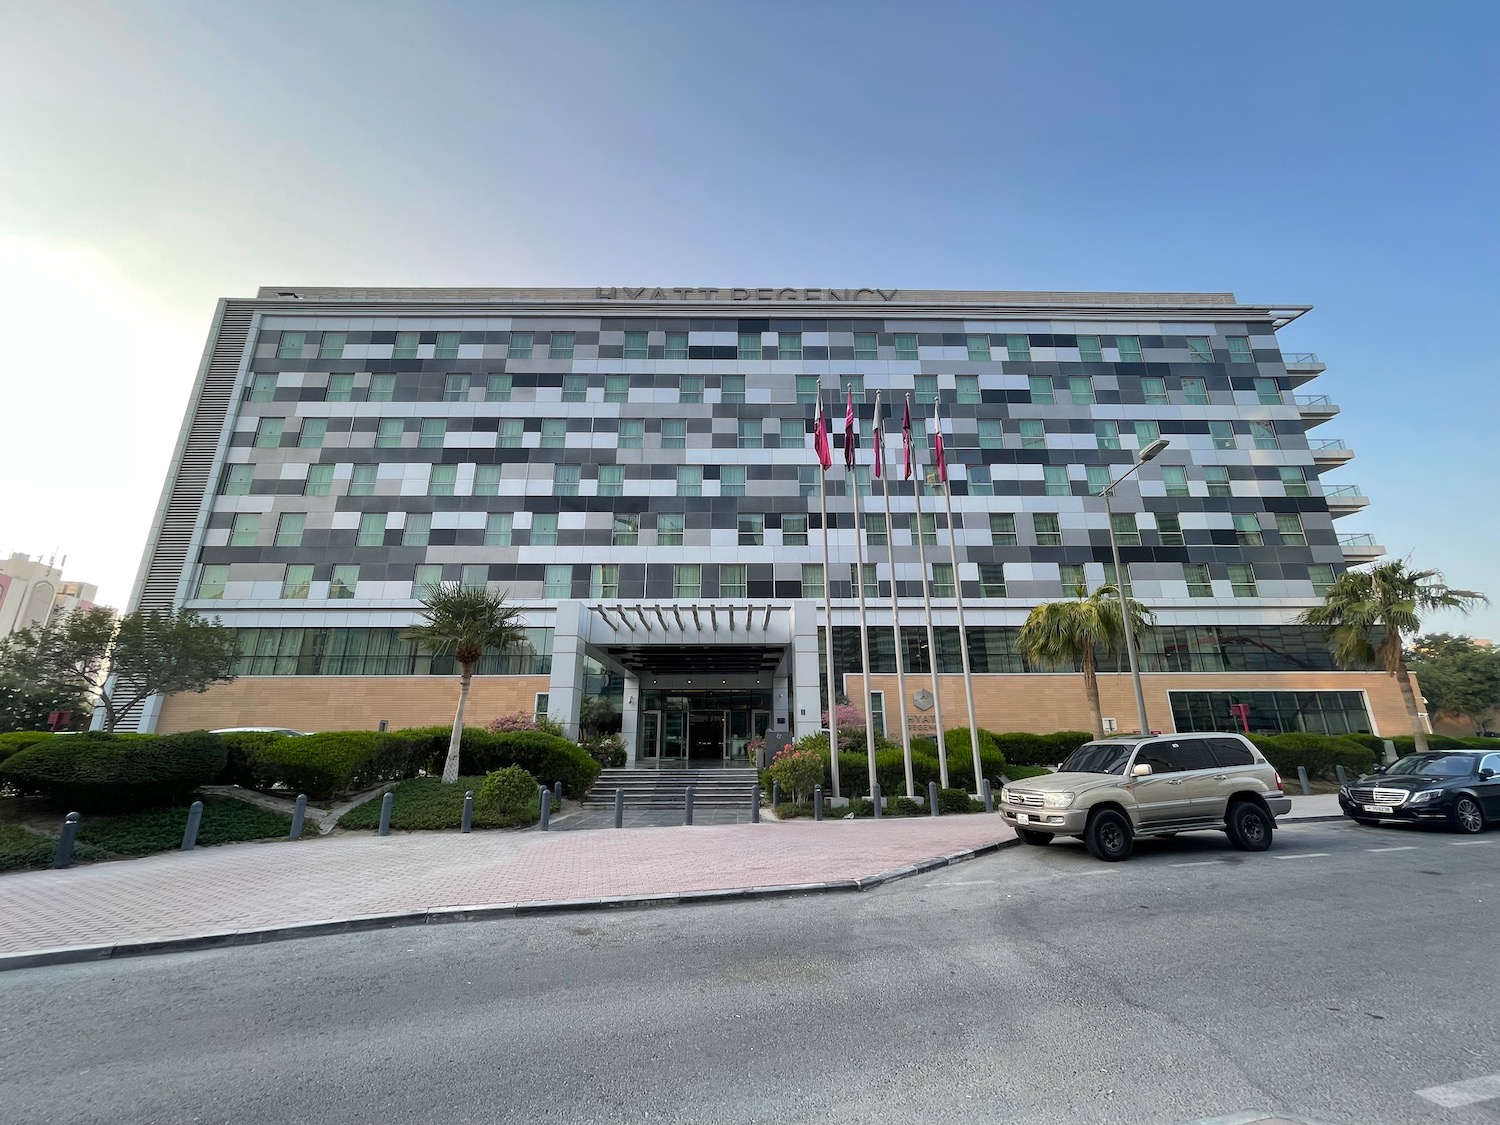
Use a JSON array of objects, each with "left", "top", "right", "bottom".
[
  {"left": 1084, "top": 809, "right": 1133, "bottom": 862},
  {"left": 1226, "top": 802, "right": 1274, "bottom": 851},
  {"left": 1453, "top": 796, "right": 1485, "bottom": 834},
  {"left": 1017, "top": 828, "right": 1054, "bottom": 846}
]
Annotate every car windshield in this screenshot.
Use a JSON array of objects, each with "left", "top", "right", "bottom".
[
  {"left": 1060, "top": 741, "right": 1138, "bottom": 775},
  {"left": 1386, "top": 753, "right": 1476, "bottom": 778}
]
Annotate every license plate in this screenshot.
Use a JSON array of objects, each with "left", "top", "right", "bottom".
[
  {"left": 1016, "top": 813, "right": 1031, "bottom": 824},
  {"left": 1364, "top": 804, "right": 1394, "bottom": 814}
]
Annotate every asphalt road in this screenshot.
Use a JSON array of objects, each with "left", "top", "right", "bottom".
[{"left": 1, "top": 819, "right": 1497, "bottom": 1125}]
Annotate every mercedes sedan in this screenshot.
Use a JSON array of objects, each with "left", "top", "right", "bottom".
[{"left": 1339, "top": 751, "right": 1500, "bottom": 834}]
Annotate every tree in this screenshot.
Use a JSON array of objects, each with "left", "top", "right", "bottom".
[
  {"left": 0, "top": 606, "right": 239, "bottom": 732},
  {"left": 1406, "top": 635, "right": 1500, "bottom": 734},
  {"left": 1017, "top": 584, "right": 1155, "bottom": 739},
  {"left": 1298, "top": 562, "right": 1489, "bottom": 752},
  {"left": 402, "top": 584, "right": 527, "bottom": 783}
]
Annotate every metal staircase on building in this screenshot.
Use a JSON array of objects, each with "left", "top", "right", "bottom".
[{"left": 583, "top": 767, "right": 761, "bottom": 810}]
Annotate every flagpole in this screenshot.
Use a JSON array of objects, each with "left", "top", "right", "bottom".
[
  {"left": 907, "top": 393, "right": 950, "bottom": 790},
  {"left": 816, "top": 393, "right": 841, "bottom": 799},
  {"left": 934, "top": 396, "right": 984, "bottom": 794},
  {"left": 846, "top": 393, "right": 880, "bottom": 799},
  {"left": 874, "top": 392, "right": 914, "bottom": 797}
]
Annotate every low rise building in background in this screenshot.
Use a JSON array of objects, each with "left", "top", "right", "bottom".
[{"left": 0, "top": 552, "right": 100, "bottom": 641}]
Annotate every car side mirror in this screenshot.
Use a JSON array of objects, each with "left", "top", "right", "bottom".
[
  {"left": 1481, "top": 768, "right": 1496, "bottom": 781},
  {"left": 1370, "top": 763, "right": 1385, "bottom": 774},
  {"left": 1131, "top": 763, "right": 1153, "bottom": 777}
]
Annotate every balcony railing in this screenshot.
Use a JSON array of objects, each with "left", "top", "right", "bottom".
[
  {"left": 1325, "top": 484, "right": 1364, "bottom": 498},
  {"left": 1312, "top": 437, "right": 1349, "bottom": 450},
  {"left": 1296, "top": 394, "right": 1337, "bottom": 408},
  {"left": 1283, "top": 352, "right": 1326, "bottom": 372},
  {"left": 1339, "top": 532, "right": 1378, "bottom": 546}
]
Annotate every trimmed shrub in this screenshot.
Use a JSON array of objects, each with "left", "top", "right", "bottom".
[
  {"left": 475, "top": 730, "right": 599, "bottom": 796},
  {"left": 477, "top": 765, "right": 541, "bottom": 816},
  {"left": 1248, "top": 733, "right": 1375, "bottom": 781},
  {"left": 772, "top": 802, "right": 807, "bottom": 819},
  {"left": 339, "top": 776, "right": 535, "bottom": 831},
  {"left": 0, "top": 731, "right": 55, "bottom": 764},
  {"left": 217, "top": 730, "right": 290, "bottom": 787},
  {"left": 1047, "top": 731, "right": 1094, "bottom": 762},
  {"left": 911, "top": 728, "right": 1005, "bottom": 790},
  {"left": 0, "top": 731, "right": 227, "bottom": 812},
  {"left": 938, "top": 787, "right": 983, "bottom": 814},
  {"left": 251, "top": 731, "right": 385, "bottom": 800},
  {"left": 991, "top": 732, "right": 1056, "bottom": 767},
  {"left": 1000, "top": 764, "right": 1053, "bottom": 781},
  {"left": 1340, "top": 734, "right": 1388, "bottom": 755},
  {"left": 766, "top": 743, "right": 826, "bottom": 804}
]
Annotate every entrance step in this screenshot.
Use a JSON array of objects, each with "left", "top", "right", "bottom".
[{"left": 583, "top": 767, "right": 761, "bottom": 810}]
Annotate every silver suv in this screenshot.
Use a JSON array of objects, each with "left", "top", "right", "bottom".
[{"left": 999, "top": 733, "right": 1293, "bottom": 861}]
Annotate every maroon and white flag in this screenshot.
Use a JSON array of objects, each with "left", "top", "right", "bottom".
[
  {"left": 932, "top": 399, "right": 948, "bottom": 484},
  {"left": 902, "top": 398, "right": 914, "bottom": 481},
  {"left": 813, "top": 396, "right": 832, "bottom": 471},
  {"left": 871, "top": 392, "right": 885, "bottom": 479},
  {"left": 843, "top": 389, "right": 858, "bottom": 469}
]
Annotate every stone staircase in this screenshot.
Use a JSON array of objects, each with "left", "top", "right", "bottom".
[{"left": 583, "top": 767, "right": 761, "bottom": 811}]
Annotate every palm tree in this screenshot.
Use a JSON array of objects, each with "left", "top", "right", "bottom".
[
  {"left": 403, "top": 584, "right": 527, "bottom": 783},
  {"left": 1298, "top": 562, "right": 1488, "bottom": 752},
  {"left": 1017, "top": 584, "right": 1155, "bottom": 739}
]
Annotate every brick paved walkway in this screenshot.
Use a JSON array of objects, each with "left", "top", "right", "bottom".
[{"left": 0, "top": 817, "right": 1012, "bottom": 957}]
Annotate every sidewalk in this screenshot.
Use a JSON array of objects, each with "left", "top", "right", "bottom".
[
  {"left": 0, "top": 816, "right": 1014, "bottom": 968},
  {"left": 1281, "top": 793, "right": 1342, "bottom": 821}
]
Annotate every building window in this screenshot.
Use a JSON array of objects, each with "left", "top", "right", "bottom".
[
  {"left": 1227, "top": 336, "right": 1254, "bottom": 363},
  {"left": 796, "top": 375, "right": 819, "bottom": 405},
  {"left": 623, "top": 331, "right": 648, "bottom": 359},
  {"left": 721, "top": 465, "right": 746, "bottom": 496},
  {"left": 247, "top": 374, "right": 277, "bottom": 402},
  {"left": 544, "top": 565, "right": 572, "bottom": 598},
  {"left": 428, "top": 464, "right": 457, "bottom": 496},
  {"left": 969, "top": 465, "right": 993, "bottom": 496},
  {"left": 534, "top": 692, "right": 550, "bottom": 720},
  {"left": 326, "top": 373, "right": 354, "bottom": 402},
  {"left": 778, "top": 332, "right": 802, "bottom": 360},
  {"left": 719, "top": 564, "right": 747, "bottom": 599},
  {"left": 956, "top": 375, "right": 981, "bottom": 405},
  {"left": 1086, "top": 465, "right": 1111, "bottom": 495},
  {"left": 612, "top": 514, "right": 638, "bottom": 546},
  {"left": 277, "top": 332, "right": 305, "bottom": 359},
  {"left": 780, "top": 418, "right": 804, "bottom": 444},
  {"left": 230, "top": 513, "right": 260, "bottom": 547},
  {"left": 1141, "top": 376, "right": 1168, "bottom": 404},
  {"left": 840, "top": 374, "right": 865, "bottom": 403},
  {"left": 977, "top": 420, "right": 1003, "bottom": 449},
  {"left": 368, "top": 374, "right": 397, "bottom": 402},
  {"left": 783, "top": 515, "right": 808, "bottom": 546},
  {"left": 443, "top": 374, "right": 469, "bottom": 402},
  {"left": 375, "top": 419, "right": 404, "bottom": 448},
  {"left": 619, "top": 419, "right": 644, "bottom": 448},
  {"left": 1111, "top": 512, "right": 1140, "bottom": 546},
  {"left": 798, "top": 466, "right": 820, "bottom": 498},
  {"left": 894, "top": 333, "right": 918, "bottom": 360},
  {"left": 1187, "top": 337, "right": 1214, "bottom": 363},
  {"left": 1069, "top": 376, "right": 1094, "bottom": 405},
  {"left": 1103, "top": 562, "right": 1133, "bottom": 597},
  {"left": 989, "top": 513, "right": 1017, "bottom": 546},
  {"left": 679, "top": 376, "right": 704, "bottom": 404},
  {"left": 274, "top": 512, "right": 305, "bottom": 548},
  {"left": 1181, "top": 377, "right": 1209, "bottom": 405},
  {"left": 1254, "top": 378, "right": 1282, "bottom": 405},
  {"left": 737, "top": 419, "right": 762, "bottom": 448},
  {"left": 553, "top": 465, "right": 580, "bottom": 496},
  {"left": 1033, "top": 512, "right": 1062, "bottom": 547},
  {"left": 980, "top": 564, "right": 1007, "bottom": 598},
  {"left": 591, "top": 564, "right": 619, "bottom": 599},
  {"left": 851, "top": 465, "right": 871, "bottom": 496},
  {"left": 541, "top": 419, "right": 567, "bottom": 448},
  {"left": 865, "top": 513, "right": 887, "bottom": 547},
  {"left": 1157, "top": 513, "right": 1184, "bottom": 546},
  {"left": 350, "top": 465, "right": 378, "bottom": 496},
  {"left": 508, "top": 332, "right": 534, "bottom": 359},
  {"left": 1134, "top": 420, "right": 1160, "bottom": 446},
  {"left": 403, "top": 512, "right": 431, "bottom": 547},
  {"left": 851, "top": 332, "right": 877, "bottom": 360},
  {"left": 931, "top": 563, "right": 956, "bottom": 598},
  {"left": 1162, "top": 465, "right": 1189, "bottom": 497},
  {"left": 657, "top": 513, "right": 683, "bottom": 546},
  {"left": 224, "top": 464, "right": 255, "bottom": 496},
  {"left": 966, "top": 335, "right": 991, "bottom": 362},
  {"left": 1210, "top": 421, "right": 1236, "bottom": 450},
  {"left": 1205, "top": 466, "right": 1232, "bottom": 497},
  {"left": 1006, "top": 335, "right": 1031, "bottom": 362},
  {"left": 673, "top": 564, "right": 701, "bottom": 598},
  {"left": 474, "top": 465, "right": 501, "bottom": 495},
  {"left": 1185, "top": 564, "right": 1213, "bottom": 598},
  {"left": 914, "top": 374, "right": 938, "bottom": 403},
  {"left": 1059, "top": 563, "right": 1086, "bottom": 593},
  {"left": 598, "top": 465, "right": 624, "bottom": 497},
  {"left": 1043, "top": 465, "right": 1069, "bottom": 496},
  {"left": 1094, "top": 420, "right": 1120, "bottom": 450},
  {"left": 390, "top": 331, "right": 419, "bottom": 360},
  {"left": 417, "top": 419, "right": 445, "bottom": 448},
  {"left": 197, "top": 565, "right": 229, "bottom": 600},
  {"left": 549, "top": 332, "right": 575, "bottom": 359},
  {"left": 413, "top": 563, "right": 443, "bottom": 590},
  {"left": 562, "top": 375, "right": 588, "bottom": 402},
  {"left": 330, "top": 565, "right": 358, "bottom": 600},
  {"left": 1276, "top": 513, "right": 1306, "bottom": 545},
  {"left": 1250, "top": 421, "right": 1280, "bottom": 450},
  {"left": 497, "top": 419, "right": 523, "bottom": 448},
  {"left": 486, "top": 374, "right": 513, "bottom": 402},
  {"left": 460, "top": 564, "right": 488, "bottom": 590},
  {"left": 1279, "top": 466, "right": 1310, "bottom": 497},
  {"left": 531, "top": 513, "right": 558, "bottom": 546},
  {"left": 1117, "top": 336, "right": 1143, "bottom": 363},
  {"left": 1077, "top": 335, "right": 1103, "bottom": 363},
  {"left": 802, "top": 563, "right": 824, "bottom": 598},
  {"left": 664, "top": 332, "right": 688, "bottom": 359},
  {"left": 915, "top": 513, "right": 937, "bottom": 547},
  {"left": 721, "top": 375, "right": 746, "bottom": 404},
  {"left": 1309, "top": 564, "right": 1337, "bottom": 597},
  {"left": 282, "top": 564, "right": 313, "bottom": 599},
  {"left": 1228, "top": 563, "right": 1258, "bottom": 598},
  {"left": 254, "top": 417, "right": 284, "bottom": 448},
  {"left": 676, "top": 466, "right": 702, "bottom": 497},
  {"left": 738, "top": 332, "right": 762, "bottom": 360},
  {"left": 1019, "top": 419, "right": 1045, "bottom": 449},
  {"left": 849, "top": 563, "right": 878, "bottom": 599},
  {"left": 485, "top": 513, "right": 513, "bottom": 546}
]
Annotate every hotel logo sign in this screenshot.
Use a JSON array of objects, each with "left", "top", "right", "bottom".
[{"left": 596, "top": 287, "right": 899, "bottom": 303}]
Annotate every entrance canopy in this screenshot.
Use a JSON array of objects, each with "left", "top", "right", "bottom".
[{"left": 609, "top": 643, "right": 783, "bottom": 676}]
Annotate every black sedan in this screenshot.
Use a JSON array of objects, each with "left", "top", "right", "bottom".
[{"left": 1340, "top": 751, "right": 1500, "bottom": 834}]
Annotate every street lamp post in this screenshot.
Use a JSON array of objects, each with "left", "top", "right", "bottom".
[{"left": 1101, "top": 437, "right": 1170, "bottom": 736}]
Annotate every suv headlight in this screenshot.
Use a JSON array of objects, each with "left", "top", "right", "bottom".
[
  {"left": 1000, "top": 787, "right": 1011, "bottom": 804},
  {"left": 1042, "top": 792, "right": 1075, "bottom": 809},
  {"left": 1410, "top": 789, "right": 1442, "bottom": 804}
]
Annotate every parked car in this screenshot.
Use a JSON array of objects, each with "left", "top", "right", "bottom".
[
  {"left": 209, "top": 727, "right": 309, "bottom": 736},
  {"left": 998, "top": 732, "right": 1291, "bottom": 861},
  {"left": 1338, "top": 751, "right": 1500, "bottom": 834}
]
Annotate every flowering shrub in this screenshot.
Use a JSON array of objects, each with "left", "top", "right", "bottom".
[
  {"left": 820, "top": 703, "right": 865, "bottom": 730},
  {"left": 765, "top": 743, "right": 826, "bottom": 804},
  {"left": 487, "top": 711, "right": 539, "bottom": 733}
]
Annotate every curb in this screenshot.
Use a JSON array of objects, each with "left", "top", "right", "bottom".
[{"left": 0, "top": 837, "right": 1018, "bottom": 973}]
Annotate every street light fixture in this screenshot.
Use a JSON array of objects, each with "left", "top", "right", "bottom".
[{"left": 1101, "top": 438, "right": 1170, "bottom": 735}]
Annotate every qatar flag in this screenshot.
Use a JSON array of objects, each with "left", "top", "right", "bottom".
[
  {"left": 813, "top": 397, "right": 832, "bottom": 471},
  {"left": 902, "top": 399, "right": 914, "bottom": 481},
  {"left": 843, "top": 389, "right": 858, "bottom": 469},
  {"left": 871, "top": 392, "right": 885, "bottom": 479},
  {"left": 932, "top": 399, "right": 948, "bottom": 484}
]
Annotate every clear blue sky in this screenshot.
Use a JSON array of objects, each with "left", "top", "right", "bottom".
[{"left": 1, "top": 0, "right": 1496, "bottom": 634}]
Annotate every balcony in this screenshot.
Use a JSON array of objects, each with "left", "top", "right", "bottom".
[
  {"left": 1339, "top": 532, "right": 1386, "bottom": 563},
  {"left": 1283, "top": 352, "right": 1326, "bottom": 375},
  {"left": 1295, "top": 393, "right": 1340, "bottom": 425},
  {"left": 1324, "top": 483, "right": 1370, "bottom": 516},
  {"left": 1310, "top": 437, "right": 1355, "bottom": 465}
]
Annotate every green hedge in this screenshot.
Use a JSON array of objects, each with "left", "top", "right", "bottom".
[
  {"left": 218, "top": 730, "right": 291, "bottom": 787},
  {"left": 992, "top": 730, "right": 1092, "bottom": 767},
  {"left": 0, "top": 731, "right": 227, "bottom": 812},
  {"left": 1248, "top": 733, "right": 1376, "bottom": 781},
  {"left": 912, "top": 728, "right": 1005, "bottom": 790},
  {"left": 384, "top": 726, "right": 600, "bottom": 797},
  {"left": 0, "top": 731, "right": 55, "bottom": 764},
  {"left": 75, "top": 796, "right": 291, "bottom": 855},
  {"left": 249, "top": 731, "right": 390, "bottom": 800}
]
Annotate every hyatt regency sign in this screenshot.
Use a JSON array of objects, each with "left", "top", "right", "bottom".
[{"left": 596, "top": 287, "right": 899, "bottom": 302}]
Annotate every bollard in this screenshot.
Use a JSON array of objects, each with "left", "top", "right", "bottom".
[
  {"left": 461, "top": 790, "right": 474, "bottom": 833},
  {"left": 981, "top": 779, "right": 994, "bottom": 813},
  {"left": 814, "top": 785, "right": 823, "bottom": 821},
  {"left": 53, "top": 812, "right": 81, "bottom": 869},
  {"left": 750, "top": 784, "right": 760, "bottom": 823},
  {"left": 1382, "top": 739, "right": 1397, "bottom": 766},
  {"left": 553, "top": 780, "right": 563, "bottom": 806},
  {"left": 684, "top": 784, "right": 695, "bottom": 826},
  {"left": 182, "top": 800, "right": 204, "bottom": 851},
  {"left": 929, "top": 780, "right": 940, "bottom": 817},
  {"left": 539, "top": 789, "right": 551, "bottom": 831},
  {"left": 1296, "top": 766, "right": 1312, "bottom": 796},
  {"left": 289, "top": 793, "right": 308, "bottom": 840},
  {"left": 614, "top": 787, "right": 624, "bottom": 828},
  {"left": 378, "top": 791, "right": 394, "bottom": 836},
  {"left": 1335, "top": 764, "right": 1348, "bottom": 788},
  {"left": 872, "top": 782, "right": 883, "bottom": 819},
  {"left": 771, "top": 780, "right": 781, "bottom": 809}
]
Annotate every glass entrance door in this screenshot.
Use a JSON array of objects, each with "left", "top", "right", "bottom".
[
  {"left": 662, "top": 710, "right": 688, "bottom": 760},
  {"left": 640, "top": 710, "right": 661, "bottom": 760},
  {"left": 688, "top": 711, "right": 727, "bottom": 760}
]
